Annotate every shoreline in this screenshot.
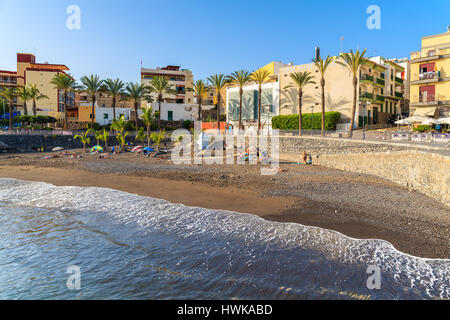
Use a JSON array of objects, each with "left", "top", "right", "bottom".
[{"left": 0, "top": 151, "right": 449, "bottom": 259}]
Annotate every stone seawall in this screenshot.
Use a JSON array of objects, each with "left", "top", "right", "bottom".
[
  {"left": 277, "top": 136, "right": 426, "bottom": 155},
  {"left": 0, "top": 134, "right": 137, "bottom": 152}
]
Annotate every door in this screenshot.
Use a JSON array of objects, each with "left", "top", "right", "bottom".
[{"left": 168, "top": 111, "right": 173, "bottom": 121}]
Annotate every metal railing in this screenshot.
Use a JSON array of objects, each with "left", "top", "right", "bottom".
[{"left": 360, "top": 74, "right": 374, "bottom": 82}]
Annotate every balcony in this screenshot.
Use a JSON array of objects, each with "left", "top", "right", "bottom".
[
  {"left": 410, "top": 49, "right": 444, "bottom": 62},
  {"left": 375, "top": 78, "right": 385, "bottom": 86},
  {"left": 360, "top": 74, "right": 374, "bottom": 83},
  {"left": 395, "top": 77, "right": 403, "bottom": 85},
  {"left": 359, "top": 92, "right": 373, "bottom": 100},
  {"left": 395, "top": 92, "right": 403, "bottom": 99},
  {"left": 410, "top": 71, "right": 444, "bottom": 84},
  {"left": 410, "top": 94, "right": 450, "bottom": 106},
  {"left": 375, "top": 95, "right": 385, "bottom": 103}
]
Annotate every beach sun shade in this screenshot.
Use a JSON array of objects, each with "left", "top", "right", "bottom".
[
  {"left": 132, "top": 146, "right": 143, "bottom": 152},
  {"left": 90, "top": 145, "right": 104, "bottom": 152},
  {"left": 437, "top": 117, "right": 450, "bottom": 125},
  {"left": 421, "top": 118, "right": 439, "bottom": 125},
  {"left": 403, "top": 115, "right": 434, "bottom": 124},
  {"left": 52, "top": 147, "right": 64, "bottom": 152},
  {"left": 394, "top": 119, "right": 410, "bottom": 125},
  {"left": 412, "top": 107, "right": 437, "bottom": 117}
]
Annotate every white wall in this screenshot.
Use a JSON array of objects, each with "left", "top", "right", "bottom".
[
  {"left": 226, "top": 82, "right": 280, "bottom": 125},
  {"left": 94, "top": 104, "right": 132, "bottom": 126}
]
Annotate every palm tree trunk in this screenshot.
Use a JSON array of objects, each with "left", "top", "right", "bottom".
[
  {"left": 134, "top": 102, "right": 139, "bottom": 130},
  {"left": 158, "top": 96, "right": 162, "bottom": 131},
  {"left": 298, "top": 89, "right": 303, "bottom": 136},
  {"left": 349, "top": 76, "right": 358, "bottom": 138},
  {"left": 23, "top": 102, "right": 28, "bottom": 116},
  {"left": 112, "top": 96, "right": 116, "bottom": 121},
  {"left": 198, "top": 99, "right": 202, "bottom": 121},
  {"left": 91, "top": 97, "right": 96, "bottom": 129},
  {"left": 147, "top": 124, "right": 150, "bottom": 148},
  {"left": 321, "top": 77, "right": 325, "bottom": 136},
  {"left": 33, "top": 100, "right": 37, "bottom": 116},
  {"left": 216, "top": 93, "right": 221, "bottom": 132},
  {"left": 258, "top": 85, "right": 262, "bottom": 132},
  {"left": 238, "top": 88, "right": 243, "bottom": 130},
  {"left": 8, "top": 100, "right": 13, "bottom": 131},
  {"left": 63, "top": 92, "right": 68, "bottom": 130}
]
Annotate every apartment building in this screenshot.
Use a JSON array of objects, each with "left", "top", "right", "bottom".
[
  {"left": 410, "top": 28, "right": 450, "bottom": 119},
  {"left": 280, "top": 55, "right": 404, "bottom": 129},
  {"left": 226, "top": 61, "right": 288, "bottom": 127},
  {"left": 369, "top": 56, "right": 405, "bottom": 119},
  {"left": 0, "top": 53, "right": 74, "bottom": 122},
  {"left": 141, "top": 65, "right": 194, "bottom": 104}
]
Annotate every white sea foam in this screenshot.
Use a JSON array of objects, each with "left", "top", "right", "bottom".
[{"left": 0, "top": 178, "right": 449, "bottom": 299}]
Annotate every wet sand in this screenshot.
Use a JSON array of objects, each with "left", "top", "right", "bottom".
[{"left": 0, "top": 151, "right": 449, "bottom": 259}]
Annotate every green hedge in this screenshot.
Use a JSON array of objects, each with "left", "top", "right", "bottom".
[
  {"left": 12, "top": 115, "right": 57, "bottom": 124},
  {"left": 272, "top": 112, "right": 341, "bottom": 130},
  {"left": 413, "top": 125, "right": 432, "bottom": 132}
]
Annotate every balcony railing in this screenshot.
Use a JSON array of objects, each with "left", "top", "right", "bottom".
[
  {"left": 395, "top": 92, "right": 403, "bottom": 99},
  {"left": 376, "top": 78, "right": 385, "bottom": 86},
  {"left": 412, "top": 71, "right": 440, "bottom": 82},
  {"left": 359, "top": 92, "right": 373, "bottom": 100},
  {"left": 395, "top": 77, "right": 403, "bottom": 84},
  {"left": 375, "top": 95, "right": 385, "bottom": 103},
  {"left": 411, "top": 94, "right": 447, "bottom": 105},
  {"left": 360, "top": 74, "right": 374, "bottom": 82}
]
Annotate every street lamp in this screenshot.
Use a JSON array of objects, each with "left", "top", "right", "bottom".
[{"left": 310, "top": 105, "right": 314, "bottom": 136}]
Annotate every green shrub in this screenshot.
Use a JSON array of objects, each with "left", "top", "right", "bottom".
[
  {"left": 272, "top": 112, "right": 341, "bottom": 130},
  {"left": 183, "top": 120, "right": 192, "bottom": 130},
  {"left": 413, "top": 125, "right": 432, "bottom": 132},
  {"left": 86, "top": 122, "right": 101, "bottom": 131}
]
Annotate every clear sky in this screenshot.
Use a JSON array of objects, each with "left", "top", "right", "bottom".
[{"left": 1, "top": 0, "right": 449, "bottom": 83}]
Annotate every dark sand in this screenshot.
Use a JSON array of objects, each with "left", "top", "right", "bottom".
[{"left": 0, "top": 151, "right": 448, "bottom": 259}]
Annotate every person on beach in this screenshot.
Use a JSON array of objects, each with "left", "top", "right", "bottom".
[{"left": 302, "top": 151, "right": 308, "bottom": 164}]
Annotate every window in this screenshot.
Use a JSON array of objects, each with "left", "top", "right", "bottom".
[{"left": 104, "top": 113, "right": 108, "bottom": 119}]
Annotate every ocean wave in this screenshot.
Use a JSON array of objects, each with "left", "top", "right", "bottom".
[{"left": 0, "top": 178, "right": 448, "bottom": 299}]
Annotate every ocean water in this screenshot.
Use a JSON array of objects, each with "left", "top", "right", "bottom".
[{"left": 0, "top": 178, "right": 448, "bottom": 300}]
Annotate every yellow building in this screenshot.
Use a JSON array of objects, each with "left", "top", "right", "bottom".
[
  {"left": 0, "top": 53, "right": 73, "bottom": 123},
  {"left": 410, "top": 28, "right": 450, "bottom": 118},
  {"left": 280, "top": 55, "right": 404, "bottom": 129},
  {"left": 141, "top": 65, "right": 194, "bottom": 104}
]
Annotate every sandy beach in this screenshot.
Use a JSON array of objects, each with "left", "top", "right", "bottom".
[{"left": 0, "top": 150, "right": 449, "bottom": 259}]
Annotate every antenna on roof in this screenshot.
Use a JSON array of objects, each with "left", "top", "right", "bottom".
[{"left": 315, "top": 47, "right": 321, "bottom": 60}]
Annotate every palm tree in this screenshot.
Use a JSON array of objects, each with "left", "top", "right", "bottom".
[
  {"left": 207, "top": 74, "right": 228, "bottom": 131},
  {"left": 140, "top": 106, "right": 156, "bottom": 147},
  {"left": 251, "top": 69, "right": 271, "bottom": 131},
  {"left": 336, "top": 50, "right": 369, "bottom": 137},
  {"left": 102, "top": 78, "right": 125, "bottom": 122},
  {"left": 17, "top": 86, "right": 30, "bottom": 116},
  {"left": 0, "top": 87, "right": 18, "bottom": 131},
  {"left": 80, "top": 75, "right": 104, "bottom": 129},
  {"left": 284, "top": 71, "right": 316, "bottom": 136},
  {"left": 146, "top": 76, "right": 176, "bottom": 131},
  {"left": 124, "top": 82, "right": 148, "bottom": 130},
  {"left": 227, "top": 70, "right": 252, "bottom": 129},
  {"left": 74, "top": 129, "right": 92, "bottom": 153},
  {"left": 28, "top": 84, "right": 49, "bottom": 116},
  {"left": 313, "top": 55, "right": 335, "bottom": 136},
  {"left": 99, "top": 128, "right": 110, "bottom": 148},
  {"left": 50, "top": 73, "right": 77, "bottom": 129},
  {"left": 150, "top": 130, "right": 166, "bottom": 152},
  {"left": 192, "top": 80, "right": 211, "bottom": 121}
]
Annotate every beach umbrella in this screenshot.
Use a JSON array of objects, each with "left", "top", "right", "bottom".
[
  {"left": 132, "top": 146, "right": 143, "bottom": 152},
  {"left": 395, "top": 119, "right": 410, "bottom": 125},
  {"left": 421, "top": 118, "right": 439, "bottom": 125},
  {"left": 143, "top": 147, "right": 154, "bottom": 152},
  {"left": 90, "top": 145, "right": 104, "bottom": 153},
  {"left": 52, "top": 147, "right": 64, "bottom": 152},
  {"left": 437, "top": 117, "right": 450, "bottom": 125}
]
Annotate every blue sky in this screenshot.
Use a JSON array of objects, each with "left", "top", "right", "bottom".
[{"left": 1, "top": 0, "right": 449, "bottom": 83}]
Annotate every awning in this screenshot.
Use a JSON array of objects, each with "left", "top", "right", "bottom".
[{"left": 412, "top": 107, "right": 437, "bottom": 116}]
